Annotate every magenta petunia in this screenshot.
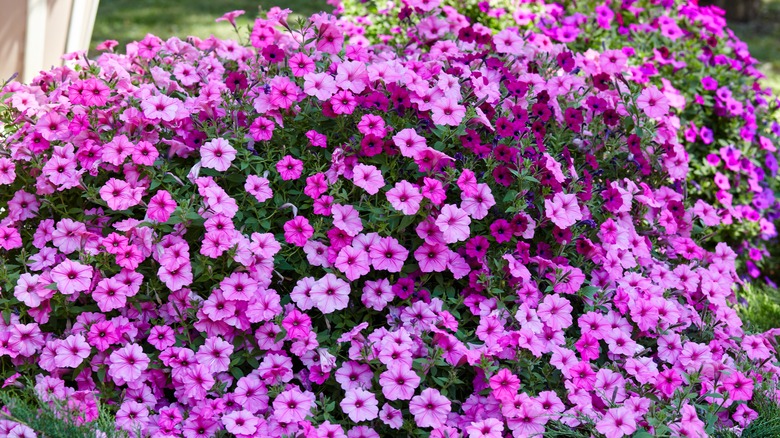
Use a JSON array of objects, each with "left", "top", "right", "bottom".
[{"left": 276, "top": 155, "right": 304, "bottom": 180}]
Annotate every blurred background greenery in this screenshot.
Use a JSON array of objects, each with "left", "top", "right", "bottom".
[
  {"left": 89, "top": 0, "right": 328, "bottom": 55},
  {"left": 730, "top": 0, "right": 780, "bottom": 93}
]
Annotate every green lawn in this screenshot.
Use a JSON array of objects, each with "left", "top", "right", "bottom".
[{"left": 89, "top": 0, "right": 329, "bottom": 55}]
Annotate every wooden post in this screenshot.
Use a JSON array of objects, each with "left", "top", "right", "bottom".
[{"left": 0, "top": 0, "right": 101, "bottom": 84}]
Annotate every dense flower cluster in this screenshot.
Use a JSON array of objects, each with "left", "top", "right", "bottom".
[
  {"left": 336, "top": 0, "right": 780, "bottom": 284},
  {"left": 0, "top": 2, "right": 778, "bottom": 437}
]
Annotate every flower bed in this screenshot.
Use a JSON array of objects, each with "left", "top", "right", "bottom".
[
  {"left": 0, "top": 3, "right": 778, "bottom": 438},
  {"left": 336, "top": 0, "right": 780, "bottom": 285}
]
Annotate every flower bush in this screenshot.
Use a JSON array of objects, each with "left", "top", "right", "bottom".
[
  {"left": 0, "top": 3, "right": 779, "bottom": 438},
  {"left": 336, "top": 0, "right": 780, "bottom": 285}
]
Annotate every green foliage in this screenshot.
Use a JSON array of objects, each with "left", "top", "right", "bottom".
[
  {"left": 737, "top": 283, "right": 780, "bottom": 332},
  {"left": 0, "top": 385, "right": 125, "bottom": 438}
]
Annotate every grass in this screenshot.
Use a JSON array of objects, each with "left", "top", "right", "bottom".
[
  {"left": 729, "top": 0, "right": 780, "bottom": 93},
  {"left": 89, "top": 0, "right": 329, "bottom": 55}
]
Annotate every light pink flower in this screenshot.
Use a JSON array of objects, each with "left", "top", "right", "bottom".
[
  {"left": 273, "top": 387, "right": 315, "bottom": 423},
  {"left": 310, "top": 273, "right": 350, "bottom": 314},
  {"left": 201, "top": 138, "right": 237, "bottom": 171},
  {"left": 431, "top": 97, "right": 466, "bottom": 126},
  {"left": 387, "top": 181, "right": 423, "bottom": 215},
  {"left": 545, "top": 192, "right": 583, "bottom": 228},
  {"left": 435, "top": 204, "right": 471, "bottom": 243},
  {"left": 352, "top": 164, "right": 385, "bottom": 195},
  {"left": 637, "top": 86, "right": 670, "bottom": 119},
  {"left": 369, "top": 236, "right": 408, "bottom": 273},
  {"left": 108, "top": 343, "right": 149, "bottom": 384},
  {"left": 409, "top": 388, "right": 451, "bottom": 428},
  {"left": 51, "top": 259, "right": 93, "bottom": 295},
  {"left": 596, "top": 407, "right": 636, "bottom": 438},
  {"left": 340, "top": 388, "right": 379, "bottom": 422},
  {"left": 379, "top": 365, "right": 420, "bottom": 401},
  {"left": 332, "top": 204, "right": 363, "bottom": 236},
  {"left": 245, "top": 175, "right": 273, "bottom": 203},
  {"left": 54, "top": 334, "right": 90, "bottom": 368},
  {"left": 335, "top": 246, "right": 371, "bottom": 281}
]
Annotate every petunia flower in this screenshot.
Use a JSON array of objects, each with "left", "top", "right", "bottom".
[
  {"left": 276, "top": 155, "right": 304, "bottom": 180},
  {"left": 544, "top": 192, "right": 583, "bottom": 229},
  {"left": 340, "top": 388, "right": 379, "bottom": 422},
  {"left": 310, "top": 273, "right": 350, "bottom": 314},
  {"left": 387, "top": 181, "right": 423, "bottom": 215},
  {"left": 435, "top": 204, "right": 471, "bottom": 244},
  {"left": 352, "top": 164, "right": 385, "bottom": 195},
  {"left": 379, "top": 365, "right": 420, "bottom": 401},
  {"left": 409, "top": 388, "right": 451, "bottom": 429},
  {"left": 596, "top": 407, "right": 636, "bottom": 438},
  {"left": 50, "top": 259, "right": 93, "bottom": 295},
  {"left": 272, "top": 387, "right": 315, "bottom": 423},
  {"left": 201, "top": 138, "right": 237, "bottom": 172}
]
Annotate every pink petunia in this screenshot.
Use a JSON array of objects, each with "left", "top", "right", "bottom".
[
  {"left": 409, "top": 388, "right": 451, "bottom": 428},
  {"left": 369, "top": 236, "right": 408, "bottom": 273},
  {"left": 310, "top": 273, "right": 350, "bottom": 314},
  {"left": 201, "top": 138, "right": 237, "bottom": 172},
  {"left": 387, "top": 180, "right": 423, "bottom": 215},
  {"left": 54, "top": 334, "right": 91, "bottom": 368},
  {"left": 431, "top": 97, "right": 466, "bottom": 126},
  {"left": 222, "top": 410, "right": 259, "bottom": 436},
  {"left": 283, "top": 216, "right": 314, "bottom": 247},
  {"left": 335, "top": 246, "right": 371, "bottom": 281},
  {"left": 0, "top": 157, "right": 16, "bottom": 185},
  {"left": 544, "top": 192, "right": 583, "bottom": 229},
  {"left": 147, "top": 190, "right": 177, "bottom": 222},
  {"left": 303, "top": 72, "right": 338, "bottom": 100},
  {"left": 460, "top": 183, "right": 495, "bottom": 220},
  {"left": 245, "top": 175, "right": 273, "bottom": 203},
  {"left": 379, "top": 365, "right": 420, "bottom": 401},
  {"left": 489, "top": 369, "right": 520, "bottom": 402},
  {"left": 141, "top": 94, "right": 181, "bottom": 122},
  {"left": 273, "top": 387, "right": 315, "bottom": 423},
  {"left": 0, "top": 226, "right": 22, "bottom": 251},
  {"left": 352, "top": 164, "right": 385, "bottom": 195},
  {"left": 100, "top": 178, "right": 140, "bottom": 211},
  {"left": 332, "top": 204, "right": 363, "bottom": 236},
  {"left": 108, "top": 343, "right": 149, "bottom": 385},
  {"left": 722, "top": 371, "right": 754, "bottom": 401},
  {"left": 50, "top": 259, "right": 93, "bottom": 295},
  {"left": 92, "top": 278, "right": 129, "bottom": 312},
  {"left": 340, "top": 388, "right": 379, "bottom": 422},
  {"left": 392, "top": 128, "right": 427, "bottom": 158},
  {"left": 636, "top": 86, "right": 670, "bottom": 119},
  {"left": 537, "top": 294, "right": 573, "bottom": 331},
  {"left": 276, "top": 155, "right": 304, "bottom": 180},
  {"left": 596, "top": 407, "right": 636, "bottom": 438},
  {"left": 215, "top": 9, "right": 245, "bottom": 27},
  {"left": 435, "top": 204, "right": 471, "bottom": 244},
  {"left": 414, "top": 242, "right": 449, "bottom": 273}
]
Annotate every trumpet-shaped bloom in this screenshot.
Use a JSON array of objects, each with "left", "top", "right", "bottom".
[{"left": 51, "top": 260, "right": 93, "bottom": 295}]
